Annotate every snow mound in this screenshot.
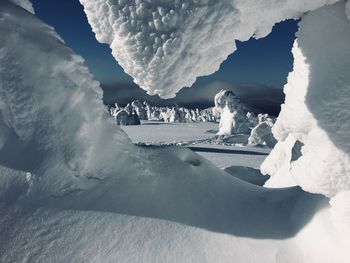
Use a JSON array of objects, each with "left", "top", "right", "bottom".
[{"left": 80, "top": 0, "right": 339, "bottom": 98}]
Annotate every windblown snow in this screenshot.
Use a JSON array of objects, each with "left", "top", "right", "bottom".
[{"left": 1, "top": 0, "right": 350, "bottom": 262}]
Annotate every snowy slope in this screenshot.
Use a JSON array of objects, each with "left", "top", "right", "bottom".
[{"left": 0, "top": 1, "right": 350, "bottom": 262}]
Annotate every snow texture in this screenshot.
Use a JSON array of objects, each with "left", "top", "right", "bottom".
[
  {"left": 263, "top": 2, "right": 350, "bottom": 198},
  {"left": 80, "top": 0, "right": 339, "bottom": 98}
]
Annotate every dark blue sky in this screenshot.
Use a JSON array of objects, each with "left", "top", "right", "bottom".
[{"left": 31, "top": 0, "right": 298, "bottom": 88}]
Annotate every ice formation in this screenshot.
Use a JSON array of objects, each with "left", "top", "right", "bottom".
[
  {"left": 80, "top": 0, "right": 338, "bottom": 98},
  {"left": 263, "top": 2, "right": 350, "bottom": 199}
]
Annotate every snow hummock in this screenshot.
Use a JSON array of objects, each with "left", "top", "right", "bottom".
[{"left": 80, "top": 0, "right": 339, "bottom": 98}]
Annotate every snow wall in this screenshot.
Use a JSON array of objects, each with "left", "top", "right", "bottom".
[{"left": 80, "top": 0, "right": 350, "bottom": 201}]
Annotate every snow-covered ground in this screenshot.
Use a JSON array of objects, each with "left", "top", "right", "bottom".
[
  {"left": 122, "top": 121, "right": 270, "bottom": 169},
  {"left": 122, "top": 121, "right": 218, "bottom": 144}
]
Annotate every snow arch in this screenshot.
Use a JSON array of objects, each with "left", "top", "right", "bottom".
[{"left": 80, "top": 0, "right": 350, "bottom": 199}]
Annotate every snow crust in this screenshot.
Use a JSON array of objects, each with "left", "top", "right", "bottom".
[
  {"left": 80, "top": 0, "right": 339, "bottom": 98},
  {"left": 263, "top": 2, "right": 350, "bottom": 198}
]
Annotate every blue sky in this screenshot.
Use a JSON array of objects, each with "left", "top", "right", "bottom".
[{"left": 31, "top": 0, "right": 298, "bottom": 114}]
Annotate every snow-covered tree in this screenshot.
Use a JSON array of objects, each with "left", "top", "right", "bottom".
[{"left": 214, "top": 90, "right": 250, "bottom": 136}]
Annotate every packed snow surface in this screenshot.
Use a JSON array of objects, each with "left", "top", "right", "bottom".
[{"left": 121, "top": 121, "right": 270, "bottom": 169}]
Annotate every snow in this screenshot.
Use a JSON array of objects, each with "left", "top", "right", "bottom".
[
  {"left": 81, "top": 0, "right": 350, "bottom": 200},
  {"left": 122, "top": 121, "right": 217, "bottom": 144},
  {"left": 248, "top": 121, "right": 277, "bottom": 148},
  {"left": 110, "top": 101, "right": 218, "bottom": 123},
  {"left": 122, "top": 121, "right": 270, "bottom": 169},
  {"left": 80, "top": 0, "right": 339, "bottom": 98},
  {"left": 261, "top": 134, "right": 298, "bottom": 188},
  {"left": 214, "top": 90, "right": 250, "bottom": 136},
  {"left": 0, "top": 0, "right": 131, "bottom": 196},
  {"left": 263, "top": 2, "right": 350, "bottom": 198},
  {"left": 1, "top": 0, "right": 350, "bottom": 262}
]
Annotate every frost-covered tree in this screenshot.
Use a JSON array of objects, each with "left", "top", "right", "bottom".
[
  {"left": 128, "top": 110, "right": 141, "bottom": 125},
  {"left": 115, "top": 110, "right": 129, "bottom": 125},
  {"left": 248, "top": 121, "right": 277, "bottom": 148},
  {"left": 131, "top": 100, "right": 148, "bottom": 120},
  {"left": 214, "top": 90, "right": 250, "bottom": 136}
]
